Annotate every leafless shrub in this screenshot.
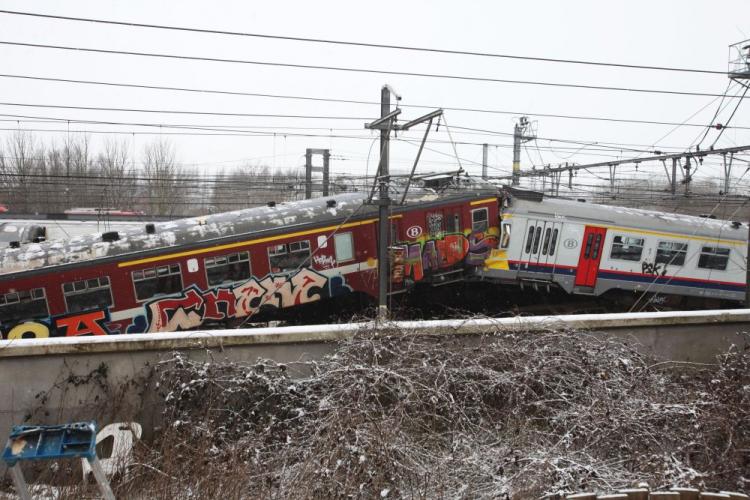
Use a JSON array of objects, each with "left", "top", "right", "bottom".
[{"left": 89, "top": 327, "right": 748, "bottom": 499}]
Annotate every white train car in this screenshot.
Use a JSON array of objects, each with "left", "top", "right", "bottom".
[{"left": 480, "top": 191, "right": 747, "bottom": 305}]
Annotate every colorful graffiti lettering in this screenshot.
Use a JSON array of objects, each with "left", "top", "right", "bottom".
[
  {"left": 391, "top": 231, "right": 499, "bottom": 283},
  {"left": 1, "top": 308, "right": 112, "bottom": 339},
  {"left": 54, "top": 308, "right": 110, "bottom": 336},
  {"left": 135, "top": 268, "right": 349, "bottom": 333}
]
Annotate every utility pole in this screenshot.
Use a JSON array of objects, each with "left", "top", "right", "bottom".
[
  {"left": 512, "top": 116, "right": 534, "bottom": 186},
  {"left": 364, "top": 85, "right": 441, "bottom": 320},
  {"left": 683, "top": 156, "right": 691, "bottom": 196},
  {"left": 377, "top": 86, "right": 390, "bottom": 321},
  {"left": 671, "top": 158, "right": 678, "bottom": 196},
  {"left": 482, "top": 143, "right": 488, "bottom": 180}
]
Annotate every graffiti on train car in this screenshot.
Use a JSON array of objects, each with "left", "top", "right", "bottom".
[
  {"left": 1, "top": 268, "right": 353, "bottom": 338},
  {"left": 127, "top": 267, "right": 352, "bottom": 334},
  {"left": 1, "top": 308, "right": 112, "bottom": 339},
  {"left": 391, "top": 230, "right": 499, "bottom": 283}
]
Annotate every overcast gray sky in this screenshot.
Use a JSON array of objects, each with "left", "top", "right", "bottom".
[{"left": 0, "top": 0, "right": 748, "bottom": 191}]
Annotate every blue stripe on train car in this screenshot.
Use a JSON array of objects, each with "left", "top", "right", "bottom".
[
  {"left": 597, "top": 270, "right": 746, "bottom": 292},
  {"left": 509, "top": 261, "right": 745, "bottom": 293},
  {"left": 508, "top": 261, "right": 577, "bottom": 275}
]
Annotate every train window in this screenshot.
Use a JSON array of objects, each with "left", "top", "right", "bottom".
[
  {"left": 204, "top": 251, "right": 251, "bottom": 286},
  {"left": 0, "top": 288, "right": 49, "bottom": 323},
  {"left": 268, "top": 240, "right": 311, "bottom": 273},
  {"left": 426, "top": 212, "right": 444, "bottom": 236},
  {"left": 549, "top": 229, "right": 559, "bottom": 256},
  {"left": 446, "top": 213, "right": 461, "bottom": 234},
  {"left": 610, "top": 235, "right": 645, "bottom": 261},
  {"left": 541, "top": 227, "right": 552, "bottom": 255},
  {"left": 132, "top": 264, "right": 183, "bottom": 301},
  {"left": 500, "top": 223, "right": 511, "bottom": 249},
  {"left": 698, "top": 246, "right": 730, "bottom": 270},
  {"left": 524, "top": 226, "right": 535, "bottom": 253},
  {"left": 334, "top": 232, "right": 354, "bottom": 262},
  {"left": 591, "top": 234, "right": 602, "bottom": 259},
  {"left": 532, "top": 226, "right": 542, "bottom": 254},
  {"left": 584, "top": 234, "right": 594, "bottom": 258},
  {"left": 62, "top": 277, "right": 113, "bottom": 313},
  {"left": 471, "top": 208, "right": 488, "bottom": 233},
  {"left": 656, "top": 241, "right": 688, "bottom": 266}
]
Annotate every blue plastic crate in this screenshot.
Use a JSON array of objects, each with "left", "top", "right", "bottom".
[{"left": 2, "top": 422, "right": 97, "bottom": 466}]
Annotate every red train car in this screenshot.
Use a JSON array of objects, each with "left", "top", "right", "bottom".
[{"left": 0, "top": 189, "right": 500, "bottom": 339}]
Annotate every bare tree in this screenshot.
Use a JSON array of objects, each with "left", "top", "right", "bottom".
[
  {"left": 96, "top": 139, "right": 137, "bottom": 210},
  {"left": 1, "top": 130, "right": 42, "bottom": 213},
  {"left": 142, "top": 138, "right": 183, "bottom": 216}
]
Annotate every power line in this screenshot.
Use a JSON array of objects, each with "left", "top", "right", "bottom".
[
  {"left": 0, "top": 10, "right": 727, "bottom": 76},
  {"left": 2, "top": 73, "right": 748, "bottom": 130},
  {"left": 0, "top": 40, "right": 739, "bottom": 99},
  {"left": 0, "top": 101, "right": 367, "bottom": 120}
]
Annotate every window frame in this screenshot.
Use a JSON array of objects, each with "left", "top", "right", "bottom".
[
  {"left": 697, "top": 245, "right": 730, "bottom": 271},
  {"left": 655, "top": 241, "right": 688, "bottom": 267},
  {"left": 333, "top": 232, "right": 355, "bottom": 263},
  {"left": 131, "top": 263, "right": 183, "bottom": 302},
  {"left": 524, "top": 225, "right": 535, "bottom": 254},
  {"left": 204, "top": 251, "right": 252, "bottom": 287},
  {"left": 268, "top": 239, "right": 312, "bottom": 273},
  {"left": 0, "top": 287, "right": 49, "bottom": 323},
  {"left": 471, "top": 208, "right": 489, "bottom": 233},
  {"left": 61, "top": 276, "right": 114, "bottom": 313},
  {"left": 610, "top": 234, "right": 645, "bottom": 262},
  {"left": 549, "top": 228, "right": 559, "bottom": 256},
  {"left": 446, "top": 213, "right": 461, "bottom": 234},
  {"left": 500, "top": 222, "right": 511, "bottom": 249}
]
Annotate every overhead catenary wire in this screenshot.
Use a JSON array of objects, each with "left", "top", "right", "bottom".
[
  {"left": 2, "top": 74, "right": 748, "bottom": 131},
  {"left": 0, "top": 10, "right": 728, "bottom": 76},
  {"left": 0, "top": 40, "right": 741, "bottom": 99}
]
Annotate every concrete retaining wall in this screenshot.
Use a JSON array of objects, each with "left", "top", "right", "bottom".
[{"left": 0, "top": 309, "right": 748, "bottom": 470}]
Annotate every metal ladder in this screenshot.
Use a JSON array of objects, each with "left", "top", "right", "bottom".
[{"left": 2, "top": 422, "right": 115, "bottom": 500}]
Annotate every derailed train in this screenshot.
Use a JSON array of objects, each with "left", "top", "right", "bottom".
[{"left": 0, "top": 185, "right": 746, "bottom": 339}]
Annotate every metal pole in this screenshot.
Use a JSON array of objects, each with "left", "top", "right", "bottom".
[
  {"left": 304, "top": 149, "right": 313, "bottom": 199},
  {"left": 377, "top": 86, "right": 391, "bottom": 321},
  {"left": 482, "top": 143, "right": 488, "bottom": 180},
  {"left": 746, "top": 219, "right": 750, "bottom": 306},
  {"left": 671, "top": 157, "right": 677, "bottom": 196},
  {"left": 512, "top": 123, "right": 521, "bottom": 186},
  {"left": 322, "top": 149, "right": 330, "bottom": 197},
  {"left": 684, "top": 156, "right": 692, "bottom": 196}
]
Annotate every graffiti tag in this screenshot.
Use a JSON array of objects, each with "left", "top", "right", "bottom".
[{"left": 641, "top": 261, "right": 667, "bottom": 277}]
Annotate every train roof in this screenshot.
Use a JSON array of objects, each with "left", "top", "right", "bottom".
[
  {"left": 0, "top": 188, "right": 496, "bottom": 277},
  {"left": 507, "top": 194, "right": 747, "bottom": 242}
]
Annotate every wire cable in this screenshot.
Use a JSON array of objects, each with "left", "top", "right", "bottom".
[
  {"left": 2, "top": 73, "right": 748, "bottom": 130},
  {"left": 0, "top": 40, "right": 739, "bottom": 99},
  {"left": 0, "top": 10, "right": 727, "bottom": 75}
]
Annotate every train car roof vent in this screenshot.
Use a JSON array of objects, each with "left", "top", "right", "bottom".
[
  {"left": 731, "top": 221, "right": 742, "bottom": 229},
  {"left": 326, "top": 199, "right": 337, "bottom": 208},
  {"left": 577, "top": 198, "right": 586, "bottom": 203},
  {"left": 145, "top": 223, "right": 156, "bottom": 234},
  {"left": 32, "top": 236, "right": 45, "bottom": 243},
  {"left": 101, "top": 231, "right": 120, "bottom": 242},
  {"left": 267, "top": 201, "right": 276, "bottom": 208},
  {"left": 699, "top": 214, "right": 717, "bottom": 219},
  {"left": 8, "top": 241, "right": 20, "bottom": 249}
]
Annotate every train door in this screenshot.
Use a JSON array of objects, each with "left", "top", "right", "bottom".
[
  {"left": 537, "top": 222, "right": 562, "bottom": 268},
  {"left": 574, "top": 226, "right": 607, "bottom": 288},
  {"left": 520, "top": 219, "right": 561, "bottom": 274}
]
